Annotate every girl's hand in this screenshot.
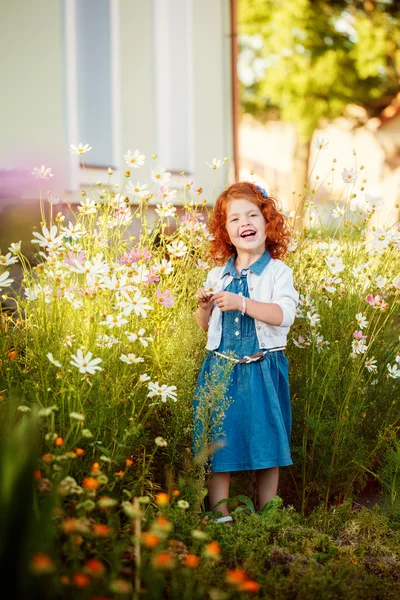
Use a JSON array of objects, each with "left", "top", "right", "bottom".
[
  {"left": 196, "top": 287, "right": 214, "bottom": 311},
  {"left": 211, "top": 291, "right": 241, "bottom": 312}
]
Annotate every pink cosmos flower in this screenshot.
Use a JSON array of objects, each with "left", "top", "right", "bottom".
[
  {"left": 353, "top": 330, "right": 367, "bottom": 340},
  {"left": 146, "top": 267, "right": 160, "bottom": 284},
  {"left": 64, "top": 251, "right": 86, "bottom": 267},
  {"left": 366, "top": 294, "right": 375, "bottom": 306},
  {"left": 156, "top": 287, "right": 176, "bottom": 308}
]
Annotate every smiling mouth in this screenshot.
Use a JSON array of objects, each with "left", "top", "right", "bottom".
[{"left": 240, "top": 230, "right": 256, "bottom": 238}]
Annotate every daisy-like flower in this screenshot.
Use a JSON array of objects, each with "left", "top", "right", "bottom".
[
  {"left": 206, "top": 158, "right": 224, "bottom": 169},
  {"left": 387, "top": 364, "right": 400, "bottom": 379},
  {"left": 315, "top": 335, "right": 330, "bottom": 352},
  {"left": 150, "top": 167, "right": 171, "bottom": 186},
  {"left": 70, "top": 349, "right": 102, "bottom": 374},
  {"left": 147, "top": 381, "right": 178, "bottom": 403},
  {"left": 323, "top": 276, "right": 342, "bottom": 294},
  {"left": 355, "top": 313, "right": 368, "bottom": 329},
  {"left": 364, "top": 357, "right": 377, "bottom": 373},
  {"left": 31, "top": 225, "right": 63, "bottom": 251},
  {"left": 47, "top": 353, "right": 62, "bottom": 367},
  {"left": 342, "top": 168, "right": 358, "bottom": 183},
  {"left": 125, "top": 328, "right": 153, "bottom": 347},
  {"left": 120, "top": 353, "right": 145, "bottom": 364},
  {"left": 332, "top": 206, "right": 345, "bottom": 219},
  {"left": 371, "top": 228, "right": 392, "bottom": 250},
  {"left": 116, "top": 290, "right": 153, "bottom": 318},
  {"left": 156, "top": 287, "right": 176, "bottom": 308},
  {"left": 32, "top": 165, "right": 54, "bottom": 179},
  {"left": 0, "top": 271, "right": 14, "bottom": 290},
  {"left": 353, "top": 330, "right": 367, "bottom": 340},
  {"left": 154, "top": 259, "right": 174, "bottom": 276},
  {"left": 125, "top": 181, "right": 149, "bottom": 199},
  {"left": 155, "top": 202, "right": 176, "bottom": 218},
  {"left": 314, "top": 136, "right": 329, "bottom": 150},
  {"left": 307, "top": 311, "right": 320, "bottom": 328},
  {"left": 166, "top": 240, "right": 187, "bottom": 258},
  {"left": 374, "top": 275, "right": 386, "bottom": 289},
  {"left": 293, "top": 335, "right": 311, "bottom": 349},
  {"left": 61, "top": 221, "right": 87, "bottom": 241},
  {"left": 203, "top": 281, "right": 222, "bottom": 296},
  {"left": 123, "top": 149, "right": 145, "bottom": 168},
  {"left": 140, "top": 373, "right": 151, "bottom": 383},
  {"left": 287, "top": 238, "right": 298, "bottom": 252},
  {"left": 177, "top": 500, "right": 189, "bottom": 509},
  {"left": 97, "top": 334, "right": 119, "bottom": 348},
  {"left": 70, "top": 143, "right": 92, "bottom": 155},
  {"left": 0, "top": 252, "right": 18, "bottom": 267},
  {"left": 100, "top": 314, "right": 128, "bottom": 329},
  {"left": 365, "top": 190, "right": 384, "bottom": 212},
  {"left": 325, "top": 255, "right": 345, "bottom": 275},
  {"left": 9, "top": 241, "right": 21, "bottom": 254},
  {"left": 78, "top": 198, "right": 97, "bottom": 215},
  {"left": 351, "top": 339, "right": 368, "bottom": 355},
  {"left": 63, "top": 334, "right": 76, "bottom": 347},
  {"left": 196, "top": 259, "right": 210, "bottom": 271}
]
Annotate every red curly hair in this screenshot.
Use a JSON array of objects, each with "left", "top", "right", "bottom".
[{"left": 207, "top": 181, "right": 290, "bottom": 265}]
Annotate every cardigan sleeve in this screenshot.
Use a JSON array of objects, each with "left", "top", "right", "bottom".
[{"left": 271, "top": 262, "right": 299, "bottom": 327}]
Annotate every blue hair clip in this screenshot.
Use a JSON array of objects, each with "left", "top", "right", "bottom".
[{"left": 255, "top": 185, "right": 269, "bottom": 199}]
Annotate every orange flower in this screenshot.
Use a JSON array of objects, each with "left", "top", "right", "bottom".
[
  {"left": 30, "top": 552, "right": 54, "bottom": 574},
  {"left": 55, "top": 437, "right": 64, "bottom": 447},
  {"left": 183, "top": 554, "right": 199, "bottom": 568},
  {"left": 238, "top": 580, "right": 261, "bottom": 592},
  {"left": 92, "top": 523, "right": 111, "bottom": 537},
  {"left": 141, "top": 532, "right": 160, "bottom": 548},
  {"left": 75, "top": 448, "right": 85, "bottom": 456},
  {"left": 204, "top": 541, "right": 221, "bottom": 559},
  {"left": 115, "top": 470, "right": 125, "bottom": 477},
  {"left": 226, "top": 569, "right": 247, "bottom": 585},
  {"left": 8, "top": 350, "right": 17, "bottom": 360},
  {"left": 85, "top": 558, "right": 105, "bottom": 577},
  {"left": 62, "top": 518, "right": 79, "bottom": 534},
  {"left": 72, "top": 572, "right": 90, "bottom": 588},
  {"left": 60, "top": 575, "right": 69, "bottom": 585},
  {"left": 82, "top": 477, "right": 100, "bottom": 490},
  {"left": 125, "top": 458, "right": 133, "bottom": 466},
  {"left": 33, "top": 470, "right": 42, "bottom": 480},
  {"left": 152, "top": 516, "right": 172, "bottom": 533},
  {"left": 172, "top": 489, "right": 180, "bottom": 497},
  {"left": 91, "top": 462, "right": 100, "bottom": 473},
  {"left": 151, "top": 551, "right": 175, "bottom": 570},
  {"left": 42, "top": 453, "right": 52, "bottom": 463},
  {"left": 155, "top": 492, "right": 169, "bottom": 507}
]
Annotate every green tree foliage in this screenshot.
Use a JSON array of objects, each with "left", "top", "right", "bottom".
[{"left": 238, "top": 0, "right": 400, "bottom": 141}]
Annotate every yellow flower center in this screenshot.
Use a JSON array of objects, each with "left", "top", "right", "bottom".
[{"left": 83, "top": 362, "right": 87, "bottom": 367}]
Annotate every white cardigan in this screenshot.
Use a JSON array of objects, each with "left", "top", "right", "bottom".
[{"left": 205, "top": 258, "right": 299, "bottom": 351}]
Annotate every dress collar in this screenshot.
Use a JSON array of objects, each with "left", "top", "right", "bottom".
[{"left": 222, "top": 250, "right": 271, "bottom": 278}]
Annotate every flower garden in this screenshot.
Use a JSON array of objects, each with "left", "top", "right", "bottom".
[{"left": 0, "top": 142, "right": 399, "bottom": 599}]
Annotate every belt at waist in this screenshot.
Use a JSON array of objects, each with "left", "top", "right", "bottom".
[{"left": 213, "top": 346, "right": 286, "bottom": 365}]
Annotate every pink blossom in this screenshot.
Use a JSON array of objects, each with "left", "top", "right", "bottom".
[
  {"left": 353, "top": 330, "right": 367, "bottom": 340},
  {"left": 146, "top": 267, "right": 160, "bottom": 284},
  {"left": 366, "top": 293, "right": 375, "bottom": 306},
  {"left": 156, "top": 287, "right": 176, "bottom": 308},
  {"left": 64, "top": 251, "right": 86, "bottom": 267}
]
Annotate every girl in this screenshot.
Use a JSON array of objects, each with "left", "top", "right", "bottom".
[{"left": 194, "top": 181, "right": 298, "bottom": 523}]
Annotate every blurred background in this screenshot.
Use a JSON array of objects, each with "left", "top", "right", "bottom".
[{"left": 1, "top": 0, "right": 400, "bottom": 253}]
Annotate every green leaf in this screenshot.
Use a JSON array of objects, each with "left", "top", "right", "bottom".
[
  {"left": 259, "top": 495, "right": 283, "bottom": 517},
  {"left": 236, "top": 494, "right": 256, "bottom": 513}
]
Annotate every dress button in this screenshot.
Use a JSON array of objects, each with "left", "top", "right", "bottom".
[
  {"left": 257, "top": 326, "right": 261, "bottom": 330},
  {"left": 261, "top": 343, "right": 265, "bottom": 347},
  {"left": 242, "top": 269, "right": 247, "bottom": 275},
  {"left": 235, "top": 317, "right": 239, "bottom": 323},
  {"left": 238, "top": 292, "right": 243, "bottom": 296},
  {"left": 239, "top": 280, "right": 243, "bottom": 285},
  {"left": 235, "top": 331, "right": 240, "bottom": 336},
  {"left": 250, "top": 287, "right": 254, "bottom": 291}
]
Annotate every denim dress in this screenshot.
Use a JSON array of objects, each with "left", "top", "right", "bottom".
[{"left": 193, "top": 251, "right": 293, "bottom": 472}]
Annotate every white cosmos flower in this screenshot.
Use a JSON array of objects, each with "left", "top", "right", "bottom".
[
  {"left": 100, "top": 273, "right": 133, "bottom": 292},
  {"left": 9, "top": 242, "right": 21, "bottom": 254},
  {"left": 387, "top": 364, "right": 400, "bottom": 379},
  {"left": 203, "top": 280, "right": 222, "bottom": 296},
  {"left": 129, "top": 265, "right": 150, "bottom": 285},
  {"left": 315, "top": 335, "right": 330, "bottom": 352},
  {"left": 155, "top": 202, "right": 176, "bottom": 218},
  {"left": 100, "top": 314, "right": 128, "bottom": 329},
  {"left": 31, "top": 225, "right": 63, "bottom": 250},
  {"left": 63, "top": 334, "right": 75, "bottom": 347},
  {"left": 123, "top": 149, "right": 145, "bottom": 168},
  {"left": 47, "top": 353, "right": 62, "bottom": 367},
  {"left": 70, "top": 143, "right": 92, "bottom": 154},
  {"left": 371, "top": 228, "right": 392, "bottom": 250},
  {"left": 206, "top": 158, "right": 224, "bottom": 169},
  {"left": 72, "top": 253, "right": 110, "bottom": 276},
  {"left": 307, "top": 311, "right": 320, "bottom": 328},
  {"left": 325, "top": 256, "right": 345, "bottom": 275},
  {"left": 97, "top": 334, "right": 119, "bottom": 348},
  {"left": 332, "top": 206, "right": 345, "bottom": 219},
  {"left": 365, "top": 357, "right": 377, "bottom": 373},
  {"left": 150, "top": 167, "right": 171, "bottom": 186},
  {"left": 323, "top": 276, "right": 342, "bottom": 294},
  {"left": 374, "top": 275, "right": 386, "bottom": 289},
  {"left": 154, "top": 259, "right": 174, "bottom": 275},
  {"left": 147, "top": 381, "right": 178, "bottom": 403},
  {"left": 61, "top": 221, "right": 87, "bottom": 241},
  {"left": 126, "top": 181, "right": 149, "bottom": 199},
  {"left": 196, "top": 259, "right": 210, "bottom": 271},
  {"left": 0, "top": 271, "right": 14, "bottom": 290},
  {"left": 287, "top": 238, "right": 298, "bottom": 252},
  {"left": 166, "top": 240, "right": 187, "bottom": 258},
  {"left": 355, "top": 313, "right": 368, "bottom": 329},
  {"left": 365, "top": 190, "right": 384, "bottom": 211},
  {"left": 70, "top": 349, "right": 102, "bottom": 374},
  {"left": 32, "top": 165, "right": 54, "bottom": 179},
  {"left": 351, "top": 339, "right": 368, "bottom": 355},
  {"left": 125, "top": 328, "right": 153, "bottom": 346},
  {"left": 120, "top": 353, "right": 145, "bottom": 364},
  {"left": 78, "top": 198, "right": 97, "bottom": 215},
  {"left": 140, "top": 373, "right": 151, "bottom": 383},
  {"left": 0, "top": 252, "right": 18, "bottom": 267},
  {"left": 293, "top": 335, "right": 311, "bottom": 348},
  {"left": 116, "top": 290, "right": 153, "bottom": 318},
  {"left": 314, "top": 136, "right": 329, "bottom": 150},
  {"left": 342, "top": 168, "right": 358, "bottom": 183}
]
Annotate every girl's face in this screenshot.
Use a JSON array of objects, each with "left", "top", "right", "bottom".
[{"left": 225, "top": 198, "right": 267, "bottom": 255}]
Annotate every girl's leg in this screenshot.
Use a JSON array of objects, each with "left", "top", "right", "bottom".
[
  {"left": 256, "top": 466, "right": 279, "bottom": 510},
  {"left": 207, "top": 471, "right": 231, "bottom": 516}
]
